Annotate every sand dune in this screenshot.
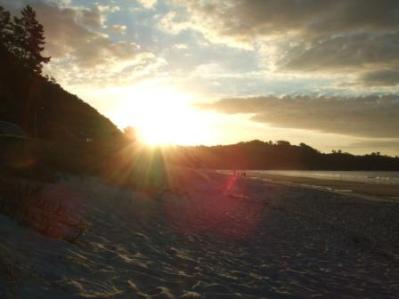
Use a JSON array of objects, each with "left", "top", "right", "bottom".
[{"left": 1, "top": 169, "right": 399, "bottom": 298}]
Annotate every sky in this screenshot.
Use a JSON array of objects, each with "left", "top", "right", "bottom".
[{"left": 1, "top": 0, "right": 399, "bottom": 155}]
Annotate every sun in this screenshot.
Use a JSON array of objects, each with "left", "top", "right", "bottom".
[{"left": 114, "top": 81, "right": 213, "bottom": 146}]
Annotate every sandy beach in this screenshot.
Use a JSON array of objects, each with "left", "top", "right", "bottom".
[{"left": 1, "top": 169, "right": 399, "bottom": 298}]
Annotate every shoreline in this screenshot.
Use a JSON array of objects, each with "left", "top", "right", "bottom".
[
  {"left": 256, "top": 174, "right": 399, "bottom": 201},
  {"left": 217, "top": 170, "right": 399, "bottom": 202}
]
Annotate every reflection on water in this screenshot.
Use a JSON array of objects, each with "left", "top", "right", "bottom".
[{"left": 245, "top": 170, "right": 399, "bottom": 185}]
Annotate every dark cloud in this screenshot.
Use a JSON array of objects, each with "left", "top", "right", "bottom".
[
  {"left": 197, "top": 95, "right": 399, "bottom": 138},
  {"left": 280, "top": 32, "right": 399, "bottom": 72},
  {"left": 171, "top": 0, "right": 399, "bottom": 86},
  {"left": 174, "top": 0, "right": 399, "bottom": 40},
  {"left": 358, "top": 69, "right": 399, "bottom": 87}
]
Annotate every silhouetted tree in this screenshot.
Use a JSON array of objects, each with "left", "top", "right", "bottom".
[
  {"left": 123, "top": 126, "right": 138, "bottom": 142},
  {"left": 300, "top": 142, "right": 319, "bottom": 153},
  {"left": 0, "top": 6, "right": 12, "bottom": 48},
  {"left": 12, "top": 5, "right": 50, "bottom": 74},
  {"left": 276, "top": 140, "right": 291, "bottom": 146}
]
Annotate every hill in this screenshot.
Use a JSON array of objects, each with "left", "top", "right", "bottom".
[
  {"left": 170, "top": 140, "right": 399, "bottom": 170},
  {"left": 0, "top": 4, "right": 123, "bottom": 177},
  {"left": 0, "top": 47, "right": 120, "bottom": 143}
]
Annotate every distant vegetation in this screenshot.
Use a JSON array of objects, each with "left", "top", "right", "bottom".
[{"left": 171, "top": 140, "right": 399, "bottom": 171}]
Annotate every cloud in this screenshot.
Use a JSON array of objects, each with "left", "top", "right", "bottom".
[
  {"left": 167, "top": 0, "right": 399, "bottom": 87},
  {"left": 0, "top": 0, "right": 162, "bottom": 86},
  {"left": 137, "top": 0, "right": 157, "bottom": 9},
  {"left": 111, "top": 24, "right": 127, "bottom": 34},
  {"left": 197, "top": 95, "right": 399, "bottom": 138},
  {"left": 279, "top": 32, "right": 399, "bottom": 72},
  {"left": 171, "top": 0, "right": 399, "bottom": 43},
  {"left": 159, "top": 10, "right": 190, "bottom": 34},
  {"left": 173, "top": 43, "right": 188, "bottom": 50},
  {"left": 357, "top": 69, "right": 399, "bottom": 87},
  {"left": 96, "top": 4, "right": 120, "bottom": 13},
  {"left": 276, "top": 32, "right": 399, "bottom": 87}
]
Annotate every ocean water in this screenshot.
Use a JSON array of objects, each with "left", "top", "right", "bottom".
[{"left": 244, "top": 170, "right": 399, "bottom": 185}]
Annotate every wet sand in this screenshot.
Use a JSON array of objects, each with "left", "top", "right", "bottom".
[
  {"left": 1, "top": 169, "right": 399, "bottom": 298},
  {"left": 220, "top": 171, "right": 399, "bottom": 201}
]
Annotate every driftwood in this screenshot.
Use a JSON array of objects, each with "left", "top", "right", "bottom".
[{"left": 0, "top": 177, "right": 87, "bottom": 242}]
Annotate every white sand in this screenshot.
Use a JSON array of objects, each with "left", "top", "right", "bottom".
[{"left": 1, "top": 169, "right": 398, "bottom": 298}]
